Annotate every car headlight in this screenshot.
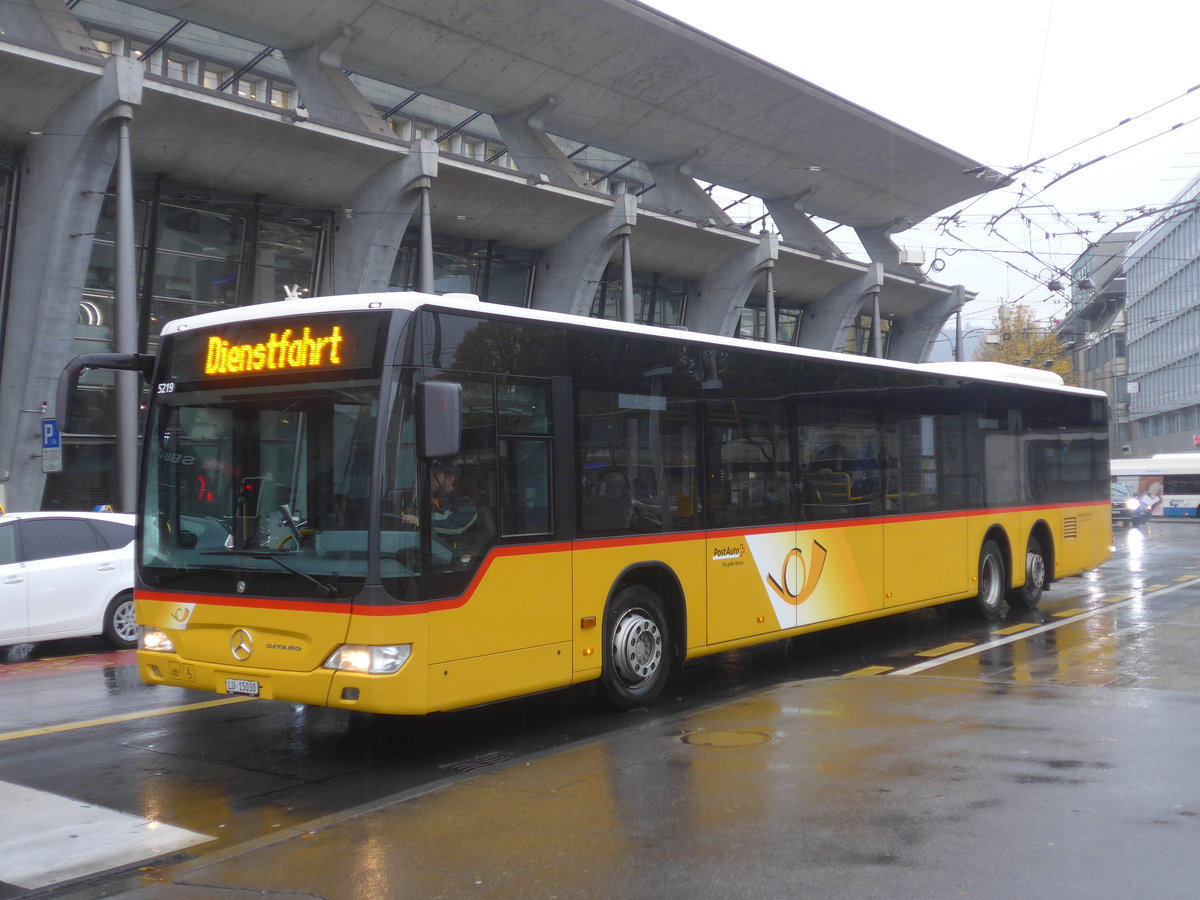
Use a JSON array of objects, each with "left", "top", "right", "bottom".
[
  {"left": 1125, "top": 498, "right": 1141, "bottom": 511},
  {"left": 323, "top": 644, "right": 411, "bottom": 674},
  {"left": 140, "top": 627, "right": 175, "bottom": 653}
]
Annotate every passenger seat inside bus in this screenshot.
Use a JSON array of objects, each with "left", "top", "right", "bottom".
[{"left": 582, "top": 469, "right": 634, "bottom": 532}]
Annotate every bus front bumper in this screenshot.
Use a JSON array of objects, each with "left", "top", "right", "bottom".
[{"left": 137, "top": 650, "right": 431, "bottom": 715}]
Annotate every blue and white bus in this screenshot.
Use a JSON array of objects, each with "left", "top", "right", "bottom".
[{"left": 1111, "top": 453, "right": 1200, "bottom": 518}]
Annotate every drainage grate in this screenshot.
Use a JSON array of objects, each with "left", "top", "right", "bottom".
[{"left": 439, "top": 751, "right": 514, "bottom": 774}]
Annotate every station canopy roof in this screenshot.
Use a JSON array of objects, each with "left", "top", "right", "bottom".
[{"left": 129, "top": 0, "right": 1007, "bottom": 229}]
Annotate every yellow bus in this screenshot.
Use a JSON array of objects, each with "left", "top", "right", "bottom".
[{"left": 63, "top": 293, "right": 1112, "bottom": 713}]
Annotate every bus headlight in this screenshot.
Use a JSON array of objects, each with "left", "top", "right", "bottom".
[
  {"left": 1125, "top": 498, "right": 1141, "bottom": 511},
  {"left": 140, "top": 627, "right": 175, "bottom": 653},
  {"left": 323, "top": 644, "right": 411, "bottom": 675}
]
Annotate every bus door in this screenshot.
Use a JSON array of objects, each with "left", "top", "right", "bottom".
[
  {"left": 704, "top": 398, "right": 800, "bottom": 642},
  {"left": 382, "top": 369, "right": 571, "bottom": 708},
  {"left": 880, "top": 412, "right": 970, "bottom": 607}
]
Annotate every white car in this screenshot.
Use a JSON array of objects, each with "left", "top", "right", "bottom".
[{"left": 0, "top": 511, "right": 137, "bottom": 649}]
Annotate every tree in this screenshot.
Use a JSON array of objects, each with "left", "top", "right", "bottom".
[{"left": 972, "top": 303, "right": 1076, "bottom": 384}]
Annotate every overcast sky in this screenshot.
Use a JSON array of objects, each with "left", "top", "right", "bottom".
[{"left": 641, "top": 0, "right": 1200, "bottom": 328}]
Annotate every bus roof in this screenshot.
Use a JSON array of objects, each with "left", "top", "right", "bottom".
[{"left": 162, "top": 292, "right": 1104, "bottom": 398}]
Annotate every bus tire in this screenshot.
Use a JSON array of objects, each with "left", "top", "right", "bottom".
[
  {"left": 1008, "top": 535, "right": 1046, "bottom": 609},
  {"left": 974, "top": 540, "right": 1007, "bottom": 621},
  {"left": 600, "top": 585, "right": 671, "bottom": 710},
  {"left": 103, "top": 592, "right": 138, "bottom": 649}
]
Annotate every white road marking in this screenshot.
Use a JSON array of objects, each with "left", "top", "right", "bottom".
[
  {"left": 891, "top": 577, "right": 1200, "bottom": 676},
  {"left": 0, "top": 780, "right": 211, "bottom": 890}
]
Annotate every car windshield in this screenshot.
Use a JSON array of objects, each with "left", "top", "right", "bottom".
[{"left": 140, "top": 378, "right": 381, "bottom": 598}]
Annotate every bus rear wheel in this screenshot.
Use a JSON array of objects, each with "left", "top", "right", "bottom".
[
  {"left": 600, "top": 585, "right": 671, "bottom": 710},
  {"left": 974, "top": 540, "right": 1007, "bottom": 621},
  {"left": 1008, "top": 535, "right": 1046, "bottom": 609}
]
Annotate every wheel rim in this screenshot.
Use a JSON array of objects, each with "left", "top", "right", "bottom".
[
  {"left": 611, "top": 607, "right": 663, "bottom": 687},
  {"left": 1026, "top": 549, "right": 1046, "bottom": 590},
  {"left": 980, "top": 554, "right": 1003, "bottom": 612},
  {"left": 113, "top": 599, "right": 138, "bottom": 643}
]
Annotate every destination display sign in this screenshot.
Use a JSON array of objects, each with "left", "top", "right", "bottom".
[
  {"left": 166, "top": 311, "right": 389, "bottom": 386},
  {"left": 203, "top": 324, "right": 346, "bottom": 375}
]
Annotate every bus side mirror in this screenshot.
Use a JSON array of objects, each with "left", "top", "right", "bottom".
[{"left": 419, "top": 381, "right": 462, "bottom": 458}]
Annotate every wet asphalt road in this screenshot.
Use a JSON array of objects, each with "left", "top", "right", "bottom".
[{"left": 1, "top": 520, "right": 1198, "bottom": 897}]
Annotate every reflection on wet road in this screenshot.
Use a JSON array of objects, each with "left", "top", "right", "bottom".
[{"left": 0, "top": 522, "right": 1197, "bottom": 896}]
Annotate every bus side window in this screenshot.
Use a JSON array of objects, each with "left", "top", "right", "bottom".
[{"left": 497, "top": 377, "right": 554, "bottom": 538}]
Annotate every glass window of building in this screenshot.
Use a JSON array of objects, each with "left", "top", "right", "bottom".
[
  {"left": 252, "top": 217, "right": 321, "bottom": 304},
  {"left": 203, "top": 65, "right": 232, "bottom": 91},
  {"left": 590, "top": 266, "right": 687, "bottom": 327},
  {"left": 388, "top": 233, "right": 535, "bottom": 306}
]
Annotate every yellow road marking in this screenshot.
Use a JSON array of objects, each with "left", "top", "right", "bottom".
[
  {"left": 1146, "top": 584, "right": 1168, "bottom": 591},
  {"left": 1052, "top": 608, "right": 1088, "bottom": 618},
  {"left": 1103, "top": 595, "right": 1130, "bottom": 603},
  {"left": 843, "top": 665, "right": 893, "bottom": 677},
  {"left": 1174, "top": 575, "right": 1197, "bottom": 582},
  {"left": 0, "top": 697, "right": 252, "bottom": 743},
  {"left": 915, "top": 641, "right": 974, "bottom": 658},
  {"left": 995, "top": 623, "right": 1038, "bottom": 635}
]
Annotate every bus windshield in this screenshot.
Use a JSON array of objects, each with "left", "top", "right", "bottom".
[{"left": 141, "top": 379, "right": 382, "bottom": 598}]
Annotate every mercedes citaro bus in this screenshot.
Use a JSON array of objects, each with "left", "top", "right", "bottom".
[{"left": 59, "top": 292, "right": 1112, "bottom": 714}]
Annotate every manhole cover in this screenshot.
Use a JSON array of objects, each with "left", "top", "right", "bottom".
[{"left": 680, "top": 730, "right": 773, "bottom": 748}]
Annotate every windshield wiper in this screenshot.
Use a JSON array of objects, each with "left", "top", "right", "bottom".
[
  {"left": 199, "top": 550, "right": 338, "bottom": 597},
  {"left": 143, "top": 562, "right": 238, "bottom": 589}
]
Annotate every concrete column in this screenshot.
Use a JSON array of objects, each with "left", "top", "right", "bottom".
[
  {"left": 113, "top": 108, "right": 138, "bottom": 512},
  {"left": 418, "top": 184, "right": 434, "bottom": 294},
  {"left": 493, "top": 96, "right": 591, "bottom": 191},
  {"left": 795, "top": 263, "right": 884, "bottom": 353},
  {"left": 330, "top": 140, "right": 438, "bottom": 296},
  {"left": 686, "top": 232, "right": 777, "bottom": 337},
  {"left": 282, "top": 27, "right": 393, "bottom": 138},
  {"left": 530, "top": 193, "right": 638, "bottom": 317},
  {"left": 870, "top": 290, "right": 883, "bottom": 358},
  {"left": 0, "top": 57, "right": 143, "bottom": 511},
  {"left": 765, "top": 264, "right": 777, "bottom": 344},
  {"left": 620, "top": 233, "right": 634, "bottom": 323},
  {"left": 887, "top": 285, "right": 968, "bottom": 362}
]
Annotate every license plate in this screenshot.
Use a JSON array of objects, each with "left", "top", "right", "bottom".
[{"left": 225, "top": 678, "right": 260, "bottom": 696}]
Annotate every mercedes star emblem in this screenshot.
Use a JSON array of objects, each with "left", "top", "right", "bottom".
[{"left": 231, "top": 628, "right": 253, "bottom": 661}]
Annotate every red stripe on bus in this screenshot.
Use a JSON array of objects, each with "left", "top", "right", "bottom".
[{"left": 139, "top": 500, "right": 1107, "bottom": 617}]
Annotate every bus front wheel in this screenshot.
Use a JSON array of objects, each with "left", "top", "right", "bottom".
[
  {"left": 600, "top": 585, "right": 671, "bottom": 710},
  {"left": 974, "top": 541, "right": 1007, "bottom": 621},
  {"left": 1008, "top": 535, "right": 1046, "bottom": 610}
]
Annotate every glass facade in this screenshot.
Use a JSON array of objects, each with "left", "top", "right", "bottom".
[
  {"left": 1124, "top": 175, "right": 1200, "bottom": 451},
  {"left": 43, "top": 184, "right": 325, "bottom": 510}
]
